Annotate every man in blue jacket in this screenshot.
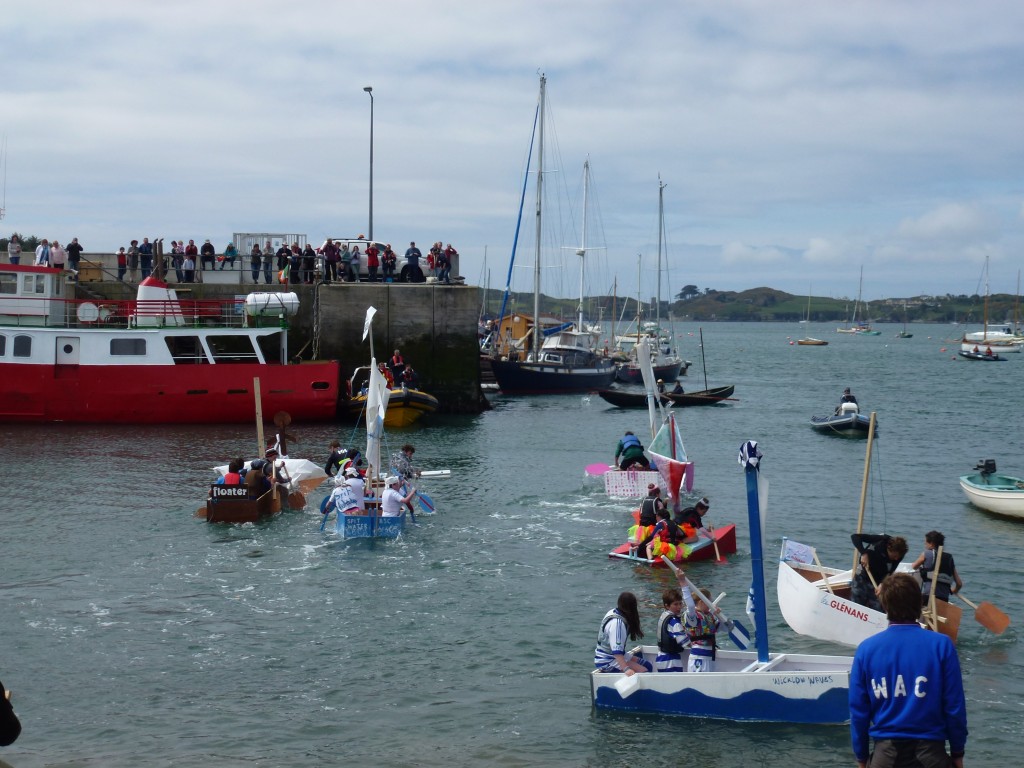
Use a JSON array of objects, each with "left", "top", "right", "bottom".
[{"left": 850, "top": 572, "right": 967, "bottom": 768}]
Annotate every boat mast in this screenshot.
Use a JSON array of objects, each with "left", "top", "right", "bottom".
[
  {"left": 532, "top": 75, "right": 545, "bottom": 363},
  {"left": 983, "top": 255, "right": 989, "bottom": 343},
  {"left": 657, "top": 177, "right": 666, "bottom": 326},
  {"left": 576, "top": 159, "right": 589, "bottom": 331}
]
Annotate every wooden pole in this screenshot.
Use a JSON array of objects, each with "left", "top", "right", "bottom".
[
  {"left": 852, "top": 412, "right": 878, "bottom": 574},
  {"left": 254, "top": 377, "right": 264, "bottom": 457}
]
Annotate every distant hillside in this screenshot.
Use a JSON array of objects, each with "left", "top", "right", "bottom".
[{"left": 480, "top": 286, "right": 1021, "bottom": 326}]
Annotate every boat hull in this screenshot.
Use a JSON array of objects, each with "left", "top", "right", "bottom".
[
  {"left": 206, "top": 487, "right": 281, "bottom": 524},
  {"left": 0, "top": 361, "right": 341, "bottom": 424},
  {"left": 591, "top": 646, "right": 852, "bottom": 724},
  {"left": 491, "top": 358, "right": 615, "bottom": 394},
  {"left": 777, "top": 556, "right": 960, "bottom": 646},
  {"left": 796, "top": 338, "right": 828, "bottom": 346},
  {"left": 597, "top": 385, "right": 734, "bottom": 408},
  {"left": 614, "top": 358, "right": 685, "bottom": 384},
  {"left": 957, "top": 350, "right": 1007, "bottom": 361},
  {"left": 337, "top": 511, "right": 406, "bottom": 539},
  {"left": 959, "top": 473, "right": 1024, "bottom": 518},
  {"left": 809, "top": 412, "right": 873, "bottom": 436},
  {"left": 346, "top": 387, "right": 438, "bottom": 427},
  {"left": 609, "top": 524, "right": 737, "bottom": 565}
]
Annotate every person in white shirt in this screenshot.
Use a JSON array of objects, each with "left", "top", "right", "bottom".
[{"left": 380, "top": 475, "right": 415, "bottom": 517}]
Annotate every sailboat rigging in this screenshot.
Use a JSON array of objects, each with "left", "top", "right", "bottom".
[
  {"left": 489, "top": 75, "right": 616, "bottom": 394},
  {"left": 613, "top": 178, "right": 688, "bottom": 383}
]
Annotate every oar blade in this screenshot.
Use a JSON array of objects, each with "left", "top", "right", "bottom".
[
  {"left": 975, "top": 601, "right": 1010, "bottom": 635},
  {"left": 416, "top": 491, "right": 436, "bottom": 514}
]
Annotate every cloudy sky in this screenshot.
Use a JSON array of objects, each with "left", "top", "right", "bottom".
[{"left": 4, "top": 1, "right": 1024, "bottom": 302}]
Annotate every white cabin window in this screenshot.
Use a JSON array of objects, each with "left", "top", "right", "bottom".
[
  {"left": 111, "top": 338, "right": 147, "bottom": 356},
  {"left": 0, "top": 335, "right": 5, "bottom": 355},
  {"left": 21, "top": 275, "right": 45, "bottom": 294},
  {"left": 208, "top": 334, "right": 260, "bottom": 363},
  {"left": 0, "top": 274, "right": 15, "bottom": 294},
  {"left": 13, "top": 334, "right": 31, "bottom": 357}
]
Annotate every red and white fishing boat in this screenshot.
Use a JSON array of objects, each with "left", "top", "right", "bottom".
[{"left": 0, "top": 263, "right": 341, "bottom": 423}]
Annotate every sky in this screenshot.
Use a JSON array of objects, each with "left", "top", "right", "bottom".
[{"left": 4, "top": 1, "right": 1024, "bottom": 304}]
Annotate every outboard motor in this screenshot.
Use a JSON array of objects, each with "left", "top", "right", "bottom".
[
  {"left": 839, "top": 402, "right": 859, "bottom": 415},
  {"left": 975, "top": 459, "right": 997, "bottom": 476}
]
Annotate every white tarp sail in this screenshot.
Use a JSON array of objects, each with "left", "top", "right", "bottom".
[{"left": 366, "top": 358, "right": 390, "bottom": 480}]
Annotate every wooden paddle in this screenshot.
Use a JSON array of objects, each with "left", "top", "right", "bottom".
[
  {"left": 954, "top": 592, "right": 1010, "bottom": 634},
  {"left": 704, "top": 521, "right": 724, "bottom": 563},
  {"left": 812, "top": 550, "right": 834, "bottom": 595}
]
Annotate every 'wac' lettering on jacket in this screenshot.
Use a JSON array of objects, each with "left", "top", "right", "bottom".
[{"left": 870, "top": 674, "right": 928, "bottom": 699}]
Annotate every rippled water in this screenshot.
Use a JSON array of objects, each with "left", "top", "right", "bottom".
[{"left": 2, "top": 323, "right": 1021, "bottom": 767}]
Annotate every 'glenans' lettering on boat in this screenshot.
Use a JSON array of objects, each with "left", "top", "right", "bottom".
[
  {"left": 773, "top": 675, "right": 835, "bottom": 686},
  {"left": 830, "top": 599, "right": 869, "bottom": 622}
]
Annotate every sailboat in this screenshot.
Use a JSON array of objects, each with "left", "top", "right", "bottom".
[
  {"left": 797, "top": 285, "right": 828, "bottom": 345},
  {"left": 490, "top": 77, "right": 616, "bottom": 394},
  {"left": 333, "top": 306, "right": 408, "bottom": 539},
  {"left": 837, "top": 267, "right": 879, "bottom": 335},
  {"left": 614, "top": 179, "right": 688, "bottom": 383},
  {"left": 959, "top": 256, "right": 1014, "bottom": 360},
  {"left": 896, "top": 300, "right": 913, "bottom": 338}
]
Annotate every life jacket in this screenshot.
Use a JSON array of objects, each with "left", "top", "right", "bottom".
[
  {"left": 597, "top": 610, "right": 622, "bottom": 652},
  {"left": 685, "top": 609, "right": 718, "bottom": 649},
  {"left": 638, "top": 497, "right": 659, "bottom": 526},
  {"left": 920, "top": 551, "right": 955, "bottom": 587},
  {"left": 222, "top": 471, "right": 242, "bottom": 485},
  {"left": 620, "top": 434, "right": 642, "bottom": 452},
  {"left": 657, "top": 610, "right": 686, "bottom": 654}
]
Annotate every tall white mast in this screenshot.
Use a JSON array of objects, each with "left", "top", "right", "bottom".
[
  {"left": 532, "top": 75, "right": 545, "bottom": 362},
  {"left": 657, "top": 177, "right": 666, "bottom": 325},
  {"left": 576, "top": 159, "right": 590, "bottom": 330}
]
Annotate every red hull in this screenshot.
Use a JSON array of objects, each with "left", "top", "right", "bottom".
[
  {"left": 0, "top": 361, "right": 341, "bottom": 424},
  {"left": 608, "top": 524, "right": 737, "bottom": 565}
]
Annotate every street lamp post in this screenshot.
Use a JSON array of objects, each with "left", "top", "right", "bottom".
[{"left": 363, "top": 86, "right": 374, "bottom": 241}]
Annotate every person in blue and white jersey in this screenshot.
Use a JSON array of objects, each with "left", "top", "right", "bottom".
[
  {"left": 654, "top": 588, "right": 689, "bottom": 672},
  {"left": 594, "top": 592, "right": 652, "bottom": 675},
  {"left": 850, "top": 572, "right": 967, "bottom": 768}
]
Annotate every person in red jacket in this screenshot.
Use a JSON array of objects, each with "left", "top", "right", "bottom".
[{"left": 365, "top": 243, "right": 380, "bottom": 282}]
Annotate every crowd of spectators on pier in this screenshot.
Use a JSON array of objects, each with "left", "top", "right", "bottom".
[{"left": 3, "top": 233, "right": 460, "bottom": 287}]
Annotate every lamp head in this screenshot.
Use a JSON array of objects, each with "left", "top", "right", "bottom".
[{"left": 363, "top": 86, "right": 373, "bottom": 93}]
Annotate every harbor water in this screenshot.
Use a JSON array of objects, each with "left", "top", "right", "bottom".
[{"left": 2, "top": 322, "right": 1021, "bottom": 767}]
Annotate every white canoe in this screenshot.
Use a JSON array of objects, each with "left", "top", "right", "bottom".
[
  {"left": 591, "top": 645, "right": 853, "bottom": 723},
  {"left": 777, "top": 552, "right": 960, "bottom": 647},
  {"left": 959, "top": 472, "right": 1024, "bottom": 519}
]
